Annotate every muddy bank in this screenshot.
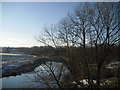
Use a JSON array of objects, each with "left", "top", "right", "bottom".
[
  {"left": 1, "top": 53, "right": 64, "bottom": 78},
  {"left": 1, "top": 56, "right": 63, "bottom": 78},
  {"left": 1, "top": 58, "right": 45, "bottom": 78}
]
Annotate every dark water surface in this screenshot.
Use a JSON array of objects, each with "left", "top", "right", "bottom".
[
  {"left": 1, "top": 72, "right": 41, "bottom": 88},
  {"left": 0, "top": 54, "right": 68, "bottom": 88},
  {"left": 1, "top": 62, "right": 68, "bottom": 88}
]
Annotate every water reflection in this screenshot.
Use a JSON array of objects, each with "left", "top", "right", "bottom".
[
  {"left": 1, "top": 62, "right": 69, "bottom": 88},
  {"left": 1, "top": 72, "right": 45, "bottom": 88}
]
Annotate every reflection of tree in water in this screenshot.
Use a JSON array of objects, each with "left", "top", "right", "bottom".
[{"left": 33, "top": 62, "right": 69, "bottom": 88}]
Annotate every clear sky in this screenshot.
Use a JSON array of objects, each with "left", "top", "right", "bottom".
[{"left": 0, "top": 2, "right": 79, "bottom": 47}]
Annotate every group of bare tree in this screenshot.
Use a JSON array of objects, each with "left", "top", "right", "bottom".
[{"left": 36, "top": 2, "right": 120, "bottom": 88}]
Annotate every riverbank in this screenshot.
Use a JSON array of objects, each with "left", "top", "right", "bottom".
[
  {"left": 1, "top": 53, "right": 40, "bottom": 78},
  {"left": 1, "top": 55, "right": 64, "bottom": 78},
  {"left": 1, "top": 57, "right": 49, "bottom": 78}
]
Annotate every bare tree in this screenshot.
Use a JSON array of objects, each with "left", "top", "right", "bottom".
[
  {"left": 88, "top": 2, "right": 120, "bottom": 88},
  {"left": 36, "top": 2, "right": 119, "bottom": 88},
  {"left": 67, "top": 3, "right": 94, "bottom": 87}
]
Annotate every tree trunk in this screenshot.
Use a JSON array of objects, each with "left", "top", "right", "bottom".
[{"left": 97, "top": 67, "right": 101, "bottom": 88}]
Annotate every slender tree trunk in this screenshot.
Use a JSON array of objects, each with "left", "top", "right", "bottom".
[{"left": 97, "top": 67, "right": 101, "bottom": 88}]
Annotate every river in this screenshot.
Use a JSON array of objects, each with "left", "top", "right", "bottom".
[{"left": 0, "top": 53, "right": 68, "bottom": 88}]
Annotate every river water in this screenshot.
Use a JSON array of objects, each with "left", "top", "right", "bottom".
[
  {"left": 1, "top": 72, "right": 40, "bottom": 88},
  {"left": 0, "top": 53, "right": 68, "bottom": 88}
]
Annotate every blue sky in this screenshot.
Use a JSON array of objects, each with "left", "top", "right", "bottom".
[{"left": 0, "top": 2, "right": 79, "bottom": 47}]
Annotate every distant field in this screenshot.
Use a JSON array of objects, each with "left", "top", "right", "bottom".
[{"left": 0, "top": 53, "right": 23, "bottom": 56}]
